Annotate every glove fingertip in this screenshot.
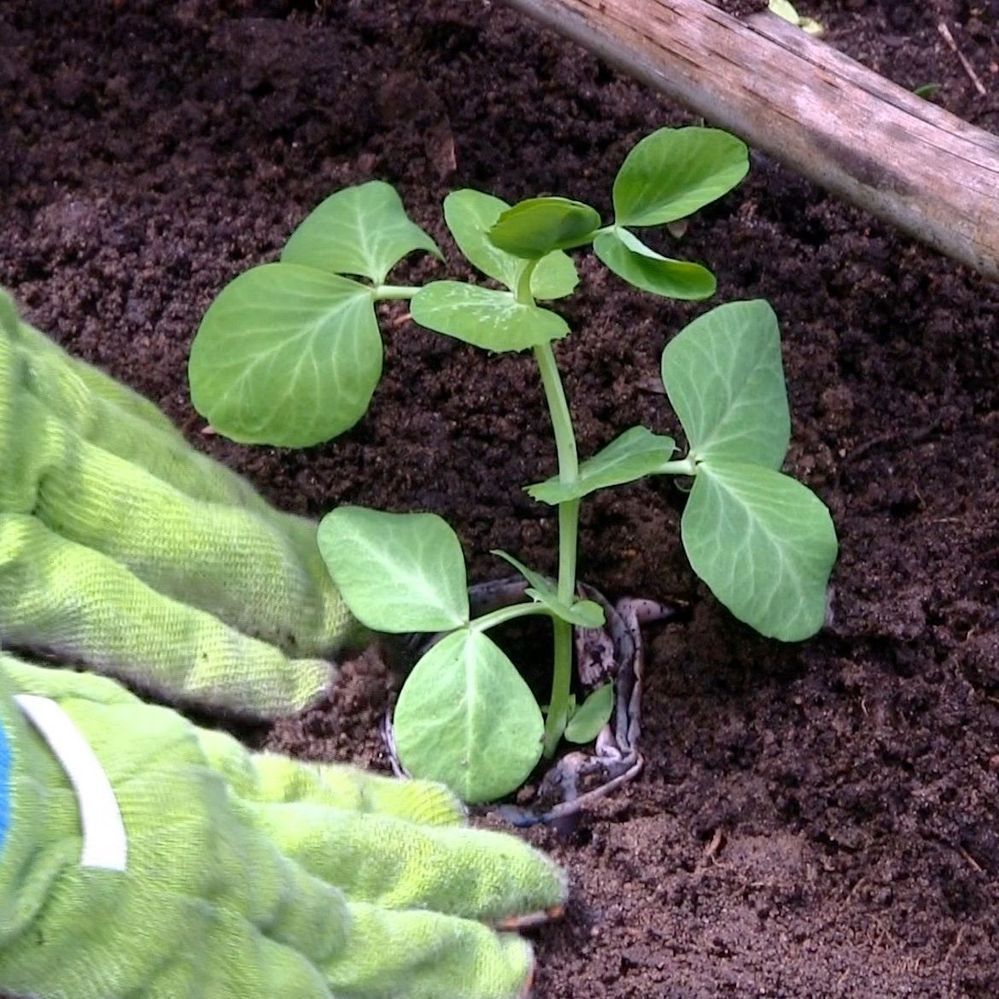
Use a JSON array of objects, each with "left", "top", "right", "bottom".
[
  {"left": 0, "top": 288, "right": 18, "bottom": 339},
  {"left": 380, "top": 778, "right": 467, "bottom": 827}
]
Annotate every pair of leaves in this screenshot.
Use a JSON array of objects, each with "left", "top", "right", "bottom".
[
  {"left": 662, "top": 300, "right": 838, "bottom": 640},
  {"left": 410, "top": 190, "right": 581, "bottom": 352},
  {"left": 190, "top": 182, "right": 439, "bottom": 447},
  {"left": 594, "top": 127, "right": 748, "bottom": 300},
  {"left": 527, "top": 425, "right": 676, "bottom": 505},
  {"left": 528, "top": 301, "right": 836, "bottom": 641},
  {"left": 492, "top": 549, "right": 604, "bottom": 629},
  {"left": 317, "top": 507, "right": 544, "bottom": 804},
  {"left": 415, "top": 126, "right": 750, "bottom": 349},
  {"left": 473, "top": 129, "right": 747, "bottom": 302}
]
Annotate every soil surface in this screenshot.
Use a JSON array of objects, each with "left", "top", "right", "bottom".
[{"left": 1, "top": 0, "right": 997, "bottom": 995}]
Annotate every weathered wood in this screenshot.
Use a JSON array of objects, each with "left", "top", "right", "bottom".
[{"left": 501, "top": 0, "right": 999, "bottom": 281}]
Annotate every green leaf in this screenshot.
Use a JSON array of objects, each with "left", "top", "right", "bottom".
[
  {"left": 189, "top": 263, "right": 380, "bottom": 447},
  {"left": 768, "top": 0, "right": 823, "bottom": 34},
  {"left": 564, "top": 683, "right": 615, "bottom": 744},
  {"left": 317, "top": 506, "right": 469, "bottom": 633},
  {"left": 527, "top": 426, "right": 676, "bottom": 504},
  {"left": 488, "top": 197, "right": 601, "bottom": 260},
  {"left": 443, "top": 189, "right": 578, "bottom": 299},
  {"left": 768, "top": 0, "right": 800, "bottom": 23},
  {"left": 593, "top": 229, "right": 716, "bottom": 300},
  {"left": 613, "top": 127, "right": 749, "bottom": 227},
  {"left": 394, "top": 629, "right": 545, "bottom": 803},
  {"left": 491, "top": 550, "right": 605, "bottom": 629},
  {"left": 281, "top": 181, "right": 441, "bottom": 285},
  {"left": 662, "top": 299, "right": 789, "bottom": 468},
  {"left": 681, "top": 462, "right": 837, "bottom": 641},
  {"left": 410, "top": 282, "right": 569, "bottom": 351}
]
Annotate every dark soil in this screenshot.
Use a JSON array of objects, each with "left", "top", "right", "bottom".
[{"left": 2, "top": 0, "right": 997, "bottom": 995}]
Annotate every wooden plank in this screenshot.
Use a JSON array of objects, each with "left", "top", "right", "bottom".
[{"left": 501, "top": 0, "right": 999, "bottom": 281}]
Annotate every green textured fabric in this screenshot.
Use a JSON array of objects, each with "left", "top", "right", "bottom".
[
  {"left": 0, "top": 290, "right": 359, "bottom": 717},
  {"left": 0, "top": 656, "right": 566, "bottom": 999}
]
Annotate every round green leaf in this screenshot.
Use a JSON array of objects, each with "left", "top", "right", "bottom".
[
  {"left": 317, "top": 506, "right": 469, "bottom": 633},
  {"left": 394, "top": 629, "right": 545, "bottom": 803},
  {"left": 488, "top": 197, "right": 601, "bottom": 260},
  {"left": 281, "top": 180, "right": 441, "bottom": 285},
  {"left": 613, "top": 127, "right": 749, "bottom": 227},
  {"left": 593, "top": 229, "right": 715, "bottom": 301},
  {"left": 410, "top": 281, "right": 569, "bottom": 351},
  {"left": 564, "top": 683, "right": 615, "bottom": 744},
  {"left": 527, "top": 425, "right": 676, "bottom": 505},
  {"left": 681, "top": 462, "right": 838, "bottom": 641},
  {"left": 189, "top": 263, "right": 381, "bottom": 447},
  {"left": 662, "top": 299, "right": 789, "bottom": 468},
  {"left": 443, "top": 189, "right": 578, "bottom": 299}
]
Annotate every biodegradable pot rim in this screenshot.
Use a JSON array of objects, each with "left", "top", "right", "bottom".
[{"left": 384, "top": 575, "right": 679, "bottom": 827}]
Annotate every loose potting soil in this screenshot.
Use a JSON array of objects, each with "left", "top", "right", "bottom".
[{"left": 0, "top": 0, "right": 996, "bottom": 995}]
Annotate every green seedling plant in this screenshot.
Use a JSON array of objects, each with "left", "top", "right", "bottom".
[{"left": 190, "top": 127, "right": 838, "bottom": 804}]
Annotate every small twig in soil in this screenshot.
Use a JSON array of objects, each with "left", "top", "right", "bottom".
[
  {"left": 702, "top": 826, "right": 726, "bottom": 863},
  {"left": 937, "top": 21, "right": 988, "bottom": 97},
  {"left": 944, "top": 926, "right": 968, "bottom": 965},
  {"left": 957, "top": 844, "right": 985, "bottom": 875},
  {"left": 494, "top": 905, "right": 566, "bottom": 931}
]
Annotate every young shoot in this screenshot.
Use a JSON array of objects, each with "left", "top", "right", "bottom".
[{"left": 190, "top": 126, "right": 838, "bottom": 804}]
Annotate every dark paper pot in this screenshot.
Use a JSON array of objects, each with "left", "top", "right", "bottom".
[{"left": 386, "top": 575, "right": 678, "bottom": 827}]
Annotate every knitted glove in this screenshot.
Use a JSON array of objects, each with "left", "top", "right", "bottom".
[
  {"left": 0, "top": 655, "right": 565, "bottom": 999},
  {"left": 0, "top": 289, "right": 358, "bottom": 717}
]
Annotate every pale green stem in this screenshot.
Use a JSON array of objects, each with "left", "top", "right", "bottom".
[
  {"left": 515, "top": 258, "right": 582, "bottom": 758},
  {"left": 472, "top": 601, "right": 549, "bottom": 634},
  {"left": 533, "top": 343, "right": 581, "bottom": 758},
  {"left": 372, "top": 284, "right": 421, "bottom": 301},
  {"left": 515, "top": 259, "right": 537, "bottom": 304},
  {"left": 658, "top": 456, "right": 698, "bottom": 476}
]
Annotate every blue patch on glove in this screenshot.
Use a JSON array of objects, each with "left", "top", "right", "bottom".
[{"left": 0, "top": 717, "right": 9, "bottom": 852}]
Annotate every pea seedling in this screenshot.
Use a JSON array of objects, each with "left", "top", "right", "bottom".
[{"left": 190, "top": 127, "right": 838, "bottom": 803}]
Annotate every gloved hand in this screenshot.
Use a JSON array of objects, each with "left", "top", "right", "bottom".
[
  {"left": 0, "top": 654, "right": 565, "bottom": 998},
  {"left": 0, "top": 289, "right": 359, "bottom": 718}
]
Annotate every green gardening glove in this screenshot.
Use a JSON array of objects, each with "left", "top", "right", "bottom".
[
  {"left": 0, "top": 289, "right": 359, "bottom": 718},
  {"left": 0, "top": 655, "right": 566, "bottom": 998}
]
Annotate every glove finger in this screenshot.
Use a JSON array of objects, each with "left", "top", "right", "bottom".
[
  {"left": 197, "top": 727, "right": 465, "bottom": 825},
  {"left": 31, "top": 437, "right": 350, "bottom": 655},
  {"left": 0, "top": 672, "right": 341, "bottom": 999},
  {"left": 18, "top": 317, "right": 276, "bottom": 509},
  {"left": 148, "top": 909, "right": 335, "bottom": 999},
  {"left": 0, "top": 513, "right": 332, "bottom": 718},
  {"left": 1, "top": 879, "right": 338, "bottom": 999},
  {"left": 0, "top": 351, "right": 351, "bottom": 658},
  {"left": 1, "top": 287, "right": 183, "bottom": 437},
  {"left": 2, "top": 287, "right": 279, "bottom": 515},
  {"left": 322, "top": 901, "right": 534, "bottom": 999},
  {"left": 3, "top": 298, "right": 350, "bottom": 639},
  {"left": 245, "top": 800, "right": 567, "bottom": 922}
]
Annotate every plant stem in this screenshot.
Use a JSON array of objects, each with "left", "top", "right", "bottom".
[
  {"left": 533, "top": 342, "right": 581, "bottom": 758},
  {"left": 515, "top": 259, "right": 538, "bottom": 304},
  {"left": 658, "top": 456, "right": 698, "bottom": 476},
  {"left": 471, "top": 600, "right": 550, "bottom": 634},
  {"left": 372, "top": 284, "right": 421, "bottom": 300},
  {"left": 514, "top": 257, "right": 582, "bottom": 758}
]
